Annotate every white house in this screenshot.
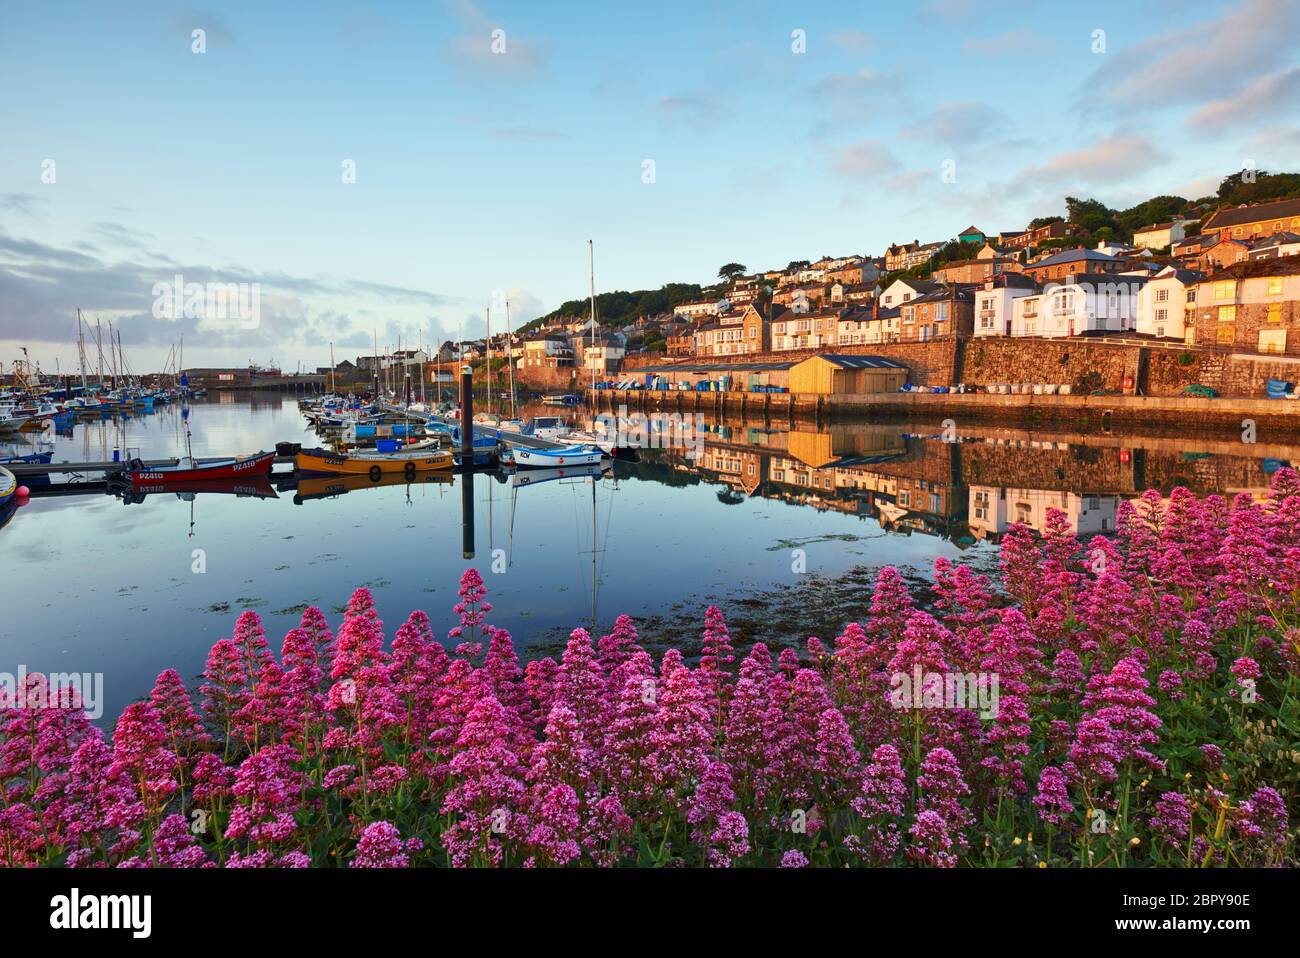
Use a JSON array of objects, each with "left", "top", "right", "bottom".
[
  {"left": 973, "top": 274, "right": 1040, "bottom": 337},
  {"left": 1135, "top": 267, "right": 1203, "bottom": 342},
  {"left": 1032, "top": 273, "right": 1148, "bottom": 337},
  {"left": 1133, "top": 219, "right": 1188, "bottom": 250},
  {"left": 877, "top": 278, "right": 937, "bottom": 309}
]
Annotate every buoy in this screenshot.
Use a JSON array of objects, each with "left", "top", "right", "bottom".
[{"left": 16, "top": 486, "right": 30, "bottom": 502}]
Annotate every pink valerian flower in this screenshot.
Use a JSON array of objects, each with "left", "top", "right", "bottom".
[
  {"left": 61, "top": 731, "right": 145, "bottom": 866},
  {"left": 850, "top": 744, "right": 908, "bottom": 864},
  {"left": 931, "top": 556, "right": 996, "bottom": 652},
  {"left": 330, "top": 588, "right": 388, "bottom": 683},
  {"left": 697, "top": 605, "right": 736, "bottom": 728},
  {"left": 600, "top": 653, "right": 659, "bottom": 813},
  {"left": 119, "top": 813, "right": 211, "bottom": 868},
  {"left": 200, "top": 639, "right": 248, "bottom": 743},
  {"left": 233, "top": 660, "right": 292, "bottom": 750},
  {"left": 650, "top": 650, "right": 712, "bottom": 806},
  {"left": 1149, "top": 791, "right": 1191, "bottom": 855},
  {"left": 524, "top": 784, "right": 582, "bottom": 867},
  {"left": 1216, "top": 494, "right": 1272, "bottom": 620},
  {"left": 425, "top": 659, "right": 490, "bottom": 784},
  {"left": 582, "top": 794, "right": 633, "bottom": 867},
  {"left": 297, "top": 605, "right": 335, "bottom": 678},
  {"left": 387, "top": 610, "right": 446, "bottom": 741},
  {"left": 780, "top": 849, "right": 809, "bottom": 868},
  {"left": 1235, "top": 786, "right": 1289, "bottom": 863},
  {"left": 441, "top": 694, "right": 529, "bottom": 867},
  {"left": 367, "top": 764, "right": 409, "bottom": 795},
  {"left": 722, "top": 643, "right": 774, "bottom": 802},
  {"left": 1230, "top": 657, "right": 1261, "bottom": 685},
  {"left": 484, "top": 628, "right": 531, "bottom": 743},
  {"left": 231, "top": 611, "right": 275, "bottom": 691},
  {"left": 149, "top": 669, "right": 212, "bottom": 775},
  {"left": 813, "top": 706, "right": 861, "bottom": 809},
  {"left": 997, "top": 523, "right": 1044, "bottom": 616},
  {"left": 224, "top": 745, "right": 302, "bottom": 848},
  {"left": 906, "top": 809, "right": 957, "bottom": 867},
  {"left": 280, "top": 627, "right": 326, "bottom": 751},
  {"left": 523, "top": 657, "right": 560, "bottom": 733},
  {"left": 916, "top": 747, "right": 973, "bottom": 851},
  {"left": 191, "top": 753, "right": 232, "bottom": 806},
  {"left": 553, "top": 628, "right": 608, "bottom": 757},
  {"left": 322, "top": 764, "right": 357, "bottom": 791},
  {"left": 1073, "top": 657, "right": 1164, "bottom": 782},
  {"left": 981, "top": 693, "right": 1031, "bottom": 796},
  {"left": 351, "top": 820, "right": 421, "bottom": 868},
  {"left": 1200, "top": 744, "right": 1224, "bottom": 772},
  {"left": 1157, "top": 670, "right": 1184, "bottom": 701},
  {"left": 597, "top": 614, "right": 642, "bottom": 679},
  {"left": 864, "top": 566, "right": 917, "bottom": 652},
  {"left": 1032, "top": 766, "right": 1074, "bottom": 828},
  {"left": 109, "top": 702, "right": 179, "bottom": 814},
  {"left": 448, "top": 568, "right": 493, "bottom": 646},
  {"left": 529, "top": 702, "right": 595, "bottom": 800},
  {"left": 687, "top": 761, "right": 750, "bottom": 867}
]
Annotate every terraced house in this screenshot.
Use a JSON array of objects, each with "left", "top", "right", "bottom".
[
  {"left": 899, "top": 286, "right": 973, "bottom": 341},
  {"left": 1192, "top": 257, "right": 1300, "bottom": 355},
  {"left": 1202, "top": 198, "right": 1300, "bottom": 243}
]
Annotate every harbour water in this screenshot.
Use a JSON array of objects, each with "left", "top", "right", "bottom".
[{"left": 1, "top": 392, "right": 1292, "bottom": 722}]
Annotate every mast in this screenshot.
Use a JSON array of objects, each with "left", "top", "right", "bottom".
[
  {"left": 76, "top": 310, "right": 88, "bottom": 390},
  {"left": 95, "top": 319, "right": 104, "bottom": 385},
  {"left": 486, "top": 303, "right": 493, "bottom": 419},
  {"left": 329, "top": 341, "right": 336, "bottom": 395},
  {"left": 506, "top": 299, "right": 517, "bottom": 418},
  {"left": 588, "top": 240, "right": 597, "bottom": 396}
]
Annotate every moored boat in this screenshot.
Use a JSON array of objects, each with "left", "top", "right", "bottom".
[
  {"left": 0, "top": 466, "right": 16, "bottom": 508},
  {"left": 507, "top": 443, "right": 606, "bottom": 470},
  {"left": 126, "top": 451, "right": 276, "bottom": 487},
  {"left": 295, "top": 445, "right": 455, "bottom": 478}
]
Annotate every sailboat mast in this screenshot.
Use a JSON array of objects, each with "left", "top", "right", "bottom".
[
  {"left": 329, "top": 341, "right": 336, "bottom": 395},
  {"left": 588, "top": 240, "right": 597, "bottom": 396},
  {"left": 486, "top": 304, "right": 493, "bottom": 419},
  {"left": 506, "top": 299, "right": 517, "bottom": 418}
]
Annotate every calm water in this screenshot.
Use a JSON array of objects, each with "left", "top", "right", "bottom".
[{"left": 2, "top": 393, "right": 1293, "bottom": 721}]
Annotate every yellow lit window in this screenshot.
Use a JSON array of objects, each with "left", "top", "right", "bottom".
[
  {"left": 1268, "top": 278, "right": 1282, "bottom": 295},
  {"left": 1217, "top": 305, "right": 1236, "bottom": 322},
  {"left": 1217, "top": 326, "right": 1235, "bottom": 344},
  {"left": 1268, "top": 304, "right": 1282, "bottom": 324},
  {"left": 1213, "top": 281, "right": 1235, "bottom": 300}
]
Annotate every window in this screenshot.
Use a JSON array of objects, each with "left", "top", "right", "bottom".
[
  {"left": 1268, "top": 304, "right": 1282, "bottom": 324},
  {"left": 1218, "top": 305, "right": 1236, "bottom": 323},
  {"left": 1156, "top": 308, "right": 1168, "bottom": 323},
  {"left": 1214, "top": 281, "right": 1236, "bottom": 300},
  {"left": 1259, "top": 329, "right": 1287, "bottom": 354},
  {"left": 1187, "top": 289, "right": 1197, "bottom": 303},
  {"left": 1217, "top": 326, "right": 1235, "bottom": 344},
  {"left": 1268, "top": 278, "right": 1283, "bottom": 295},
  {"left": 1156, "top": 288, "right": 1169, "bottom": 302}
]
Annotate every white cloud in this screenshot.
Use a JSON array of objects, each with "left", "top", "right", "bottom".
[{"left": 1189, "top": 67, "right": 1300, "bottom": 131}]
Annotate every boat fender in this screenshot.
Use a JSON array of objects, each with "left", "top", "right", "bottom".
[
  {"left": 404, "top": 461, "right": 416, "bottom": 479},
  {"left": 369, "top": 465, "right": 382, "bottom": 482}
]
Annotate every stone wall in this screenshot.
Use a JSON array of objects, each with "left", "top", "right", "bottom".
[
  {"left": 1147, "top": 349, "right": 1300, "bottom": 398},
  {"left": 515, "top": 365, "right": 580, "bottom": 391},
  {"left": 961, "top": 338, "right": 1140, "bottom": 393}
]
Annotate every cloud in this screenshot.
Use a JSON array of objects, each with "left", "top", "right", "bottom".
[
  {"left": 1012, "top": 134, "right": 1168, "bottom": 190},
  {"left": 962, "top": 29, "right": 1040, "bottom": 55},
  {"left": 811, "top": 67, "right": 890, "bottom": 98},
  {"left": 828, "top": 29, "right": 876, "bottom": 53},
  {"left": 902, "top": 101, "right": 1006, "bottom": 145},
  {"left": 0, "top": 229, "right": 462, "bottom": 359},
  {"left": 1188, "top": 67, "right": 1300, "bottom": 131},
  {"left": 655, "top": 94, "right": 725, "bottom": 131},
  {"left": 446, "top": 0, "right": 544, "bottom": 76},
  {"left": 0, "top": 194, "right": 47, "bottom": 215},
  {"left": 171, "top": 9, "right": 237, "bottom": 47},
  {"left": 1085, "top": 0, "right": 1300, "bottom": 109},
  {"left": 830, "top": 141, "right": 900, "bottom": 178}
]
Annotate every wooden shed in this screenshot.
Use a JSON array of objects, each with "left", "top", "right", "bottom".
[{"left": 788, "top": 354, "right": 909, "bottom": 395}]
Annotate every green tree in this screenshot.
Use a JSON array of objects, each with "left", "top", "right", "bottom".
[{"left": 717, "top": 262, "right": 747, "bottom": 283}]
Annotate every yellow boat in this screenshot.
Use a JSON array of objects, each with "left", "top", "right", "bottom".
[{"left": 295, "top": 445, "right": 454, "bottom": 479}]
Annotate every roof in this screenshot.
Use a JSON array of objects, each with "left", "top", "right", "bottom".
[
  {"left": 635, "top": 361, "right": 797, "bottom": 373},
  {"left": 800, "top": 354, "right": 909, "bottom": 370},
  {"left": 1204, "top": 256, "right": 1300, "bottom": 281},
  {"left": 1134, "top": 220, "right": 1185, "bottom": 233},
  {"left": 958, "top": 225, "right": 984, "bottom": 235},
  {"left": 1029, "top": 247, "right": 1123, "bottom": 268},
  {"left": 1203, "top": 198, "right": 1300, "bottom": 231}
]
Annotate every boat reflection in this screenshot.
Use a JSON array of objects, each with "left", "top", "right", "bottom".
[
  {"left": 292, "top": 470, "right": 454, "bottom": 504},
  {"left": 119, "top": 476, "right": 280, "bottom": 505}
]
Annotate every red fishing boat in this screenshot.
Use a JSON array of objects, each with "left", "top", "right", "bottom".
[{"left": 126, "top": 451, "right": 275, "bottom": 487}]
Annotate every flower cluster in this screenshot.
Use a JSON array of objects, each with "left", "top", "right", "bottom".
[{"left": 3, "top": 476, "right": 1298, "bottom": 868}]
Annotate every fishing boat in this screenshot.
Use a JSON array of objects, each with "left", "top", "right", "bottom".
[
  {"left": 295, "top": 445, "right": 455, "bottom": 478},
  {"left": 507, "top": 443, "right": 606, "bottom": 470},
  {"left": 518, "top": 416, "right": 569, "bottom": 442},
  {"left": 125, "top": 451, "right": 276, "bottom": 487},
  {"left": 0, "top": 450, "right": 52, "bottom": 465},
  {"left": 0, "top": 405, "right": 34, "bottom": 433}
]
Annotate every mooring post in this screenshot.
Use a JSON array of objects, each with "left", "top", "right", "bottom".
[{"left": 459, "top": 363, "right": 473, "bottom": 464}]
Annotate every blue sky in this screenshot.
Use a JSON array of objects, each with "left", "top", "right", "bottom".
[{"left": 2, "top": 0, "right": 1298, "bottom": 371}]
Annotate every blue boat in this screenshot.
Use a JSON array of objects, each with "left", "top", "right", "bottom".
[
  {"left": 508, "top": 443, "right": 606, "bottom": 470},
  {"left": 0, "top": 451, "right": 52, "bottom": 465},
  {"left": 0, "top": 466, "right": 17, "bottom": 509}
]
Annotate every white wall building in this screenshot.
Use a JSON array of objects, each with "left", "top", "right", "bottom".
[
  {"left": 969, "top": 485, "right": 1118, "bottom": 539},
  {"left": 1029, "top": 273, "right": 1148, "bottom": 337},
  {"left": 1135, "top": 267, "right": 1202, "bottom": 342}
]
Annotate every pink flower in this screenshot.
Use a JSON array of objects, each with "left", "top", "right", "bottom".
[{"left": 351, "top": 820, "right": 418, "bottom": 868}]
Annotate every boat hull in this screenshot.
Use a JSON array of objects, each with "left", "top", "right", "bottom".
[
  {"left": 295, "top": 448, "right": 454, "bottom": 477},
  {"left": 127, "top": 451, "right": 276, "bottom": 487},
  {"left": 509, "top": 445, "right": 606, "bottom": 469}
]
